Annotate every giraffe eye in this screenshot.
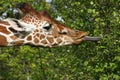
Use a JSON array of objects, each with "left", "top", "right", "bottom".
[{"left": 43, "top": 24, "right": 52, "bottom": 31}]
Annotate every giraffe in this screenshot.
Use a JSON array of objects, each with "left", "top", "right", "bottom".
[{"left": 0, "top": 3, "right": 101, "bottom": 47}]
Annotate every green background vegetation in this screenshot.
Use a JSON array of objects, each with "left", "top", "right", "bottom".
[{"left": 0, "top": 0, "right": 120, "bottom": 80}]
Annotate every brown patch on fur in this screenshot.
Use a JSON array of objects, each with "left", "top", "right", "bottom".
[
  {"left": 27, "top": 35, "right": 32, "bottom": 41},
  {"left": 0, "top": 26, "right": 11, "bottom": 34},
  {"left": 0, "top": 35, "right": 8, "bottom": 46},
  {"left": 52, "top": 43, "right": 58, "bottom": 47},
  {"left": 39, "top": 34, "right": 45, "bottom": 39},
  {"left": 35, "top": 33, "right": 39, "bottom": 37},
  {"left": 34, "top": 29, "right": 39, "bottom": 33},
  {"left": 14, "top": 40, "right": 24, "bottom": 45},
  {"left": 34, "top": 38, "right": 39, "bottom": 43},
  {"left": 47, "top": 37, "right": 54, "bottom": 43},
  {"left": 57, "top": 38, "right": 62, "bottom": 43},
  {"left": 10, "top": 35, "right": 18, "bottom": 40},
  {"left": 32, "top": 18, "right": 35, "bottom": 22},
  {"left": 27, "top": 42, "right": 33, "bottom": 45},
  {"left": 14, "top": 34, "right": 19, "bottom": 37},
  {"left": 0, "top": 21, "right": 10, "bottom": 25},
  {"left": 41, "top": 40, "right": 47, "bottom": 44}
]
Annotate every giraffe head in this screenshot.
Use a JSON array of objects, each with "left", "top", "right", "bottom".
[{"left": 14, "top": 3, "right": 101, "bottom": 47}]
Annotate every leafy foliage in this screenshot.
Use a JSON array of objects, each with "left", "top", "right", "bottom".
[{"left": 0, "top": 0, "right": 120, "bottom": 80}]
